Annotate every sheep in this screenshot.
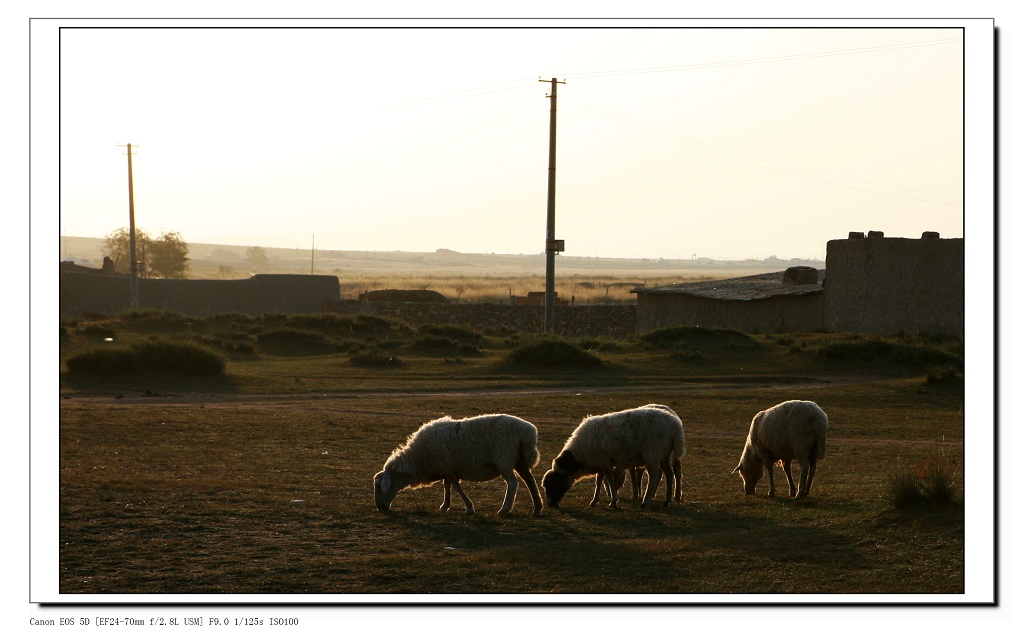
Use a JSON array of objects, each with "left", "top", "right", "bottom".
[
  {"left": 373, "top": 413, "right": 543, "bottom": 516},
  {"left": 542, "top": 404, "right": 686, "bottom": 509},
  {"left": 732, "top": 400, "right": 828, "bottom": 499},
  {"left": 606, "top": 404, "right": 683, "bottom": 502}
]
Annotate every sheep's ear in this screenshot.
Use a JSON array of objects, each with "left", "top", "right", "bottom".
[{"left": 380, "top": 473, "right": 392, "bottom": 492}]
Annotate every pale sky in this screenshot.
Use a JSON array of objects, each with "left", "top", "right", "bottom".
[{"left": 57, "top": 24, "right": 965, "bottom": 260}]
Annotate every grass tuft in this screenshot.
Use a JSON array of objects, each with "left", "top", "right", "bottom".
[{"left": 884, "top": 443, "right": 961, "bottom": 510}]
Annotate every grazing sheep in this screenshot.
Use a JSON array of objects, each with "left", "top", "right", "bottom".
[
  {"left": 543, "top": 405, "right": 685, "bottom": 508},
  {"left": 607, "top": 405, "right": 683, "bottom": 502},
  {"left": 732, "top": 400, "right": 828, "bottom": 499},
  {"left": 373, "top": 414, "right": 543, "bottom": 516}
]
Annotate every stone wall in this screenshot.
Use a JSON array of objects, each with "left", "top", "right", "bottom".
[
  {"left": 361, "top": 301, "right": 637, "bottom": 338},
  {"left": 635, "top": 291, "right": 823, "bottom": 335}
]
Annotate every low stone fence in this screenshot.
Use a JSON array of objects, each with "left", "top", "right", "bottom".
[{"left": 359, "top": 301, "right": 637, "bottom": 338}]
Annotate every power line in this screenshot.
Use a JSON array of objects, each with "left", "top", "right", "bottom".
[
  {"left": 376, "top": 37, "right": 961, "bottom": 112},
  {"left": 560, "top": 96, "right": 961, "bottom": 207},
  {"left": 557, "top": 36, "right": 963, "bottom": 80},
  {"left": 382, "top": 77, "right": 537, "bottom": 110}
]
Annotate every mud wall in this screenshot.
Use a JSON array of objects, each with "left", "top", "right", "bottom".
[
  {"left": 60, "top": 273, "right": 341, "bottom": 318},
  {"left": 823, "top": 236, "right": 964, "bottom": 337}
]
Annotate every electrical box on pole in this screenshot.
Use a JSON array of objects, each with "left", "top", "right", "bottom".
[{"left": 539, "top": 77, "right": 565, "bottom": 334}]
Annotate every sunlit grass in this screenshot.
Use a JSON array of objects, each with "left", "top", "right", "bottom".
[{"left": 58, "top": 312, "right": 966, "bottom": 596}]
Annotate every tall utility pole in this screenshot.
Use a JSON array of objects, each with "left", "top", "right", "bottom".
[
  {"left": 119, "top": 143, "right": 141, "bottom": 309},
  {"left": 540, "top": 77, "right": 565, "bottom": 334}
]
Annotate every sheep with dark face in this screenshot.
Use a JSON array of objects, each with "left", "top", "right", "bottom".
[
  {"left": 542, "top": 405, "right": 685, "bottom": 509},
  {"left": 732, "top": 400, "right": 828, "bottom": 499},
  {"left": 373, "top": 414, "right": 543, "bottom": 516}
]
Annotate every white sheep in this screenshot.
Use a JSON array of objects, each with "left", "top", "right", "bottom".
[
  {"left": 373, "top": 413, "right": 543, "bottom": 516},
  {"left": 732, "top": 400, "right": 828, "bottom": 499},
  {"left": 542, "top": 405, "right": 685, "bottom": 509},
  {"left": 607, "top": 405, "right": 683, "bottom": 502}
]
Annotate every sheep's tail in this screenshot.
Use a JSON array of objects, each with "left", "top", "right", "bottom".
[
  {"left": 520, "top": 430, "right": 541, "bottom": 469},
  {"left": 673, "top": 424, "right": 686, "bottom": 459},
  {"left": 813, "top": 423, "right": 828, "bottom": 460}
]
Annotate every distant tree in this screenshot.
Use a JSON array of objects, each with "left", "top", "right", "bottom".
[
  {"left": 148, "top": 231, "right": 190, "bottom": 278},
  {"left": 102, "top": 227, "right": 189, "bottom": 278},
  {"left": 103, "top": 227, "right": 152, "bottom": 275},
  {"left": 246, "top": 246, "right": 270, "bottom": 273}
]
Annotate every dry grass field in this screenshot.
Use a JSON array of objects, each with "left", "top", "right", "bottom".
[{"left": 57, "top": 311, "right": 966, "bottom": 599}]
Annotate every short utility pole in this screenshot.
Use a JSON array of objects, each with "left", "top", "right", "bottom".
[
  {"left": 119, "top": 143, "right": 141, "bottom": 309},
  {"left": 540, "top": 77, "right": 565, "bottom": 334}
]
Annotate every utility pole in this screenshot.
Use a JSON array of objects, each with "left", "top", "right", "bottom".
[
  {"left": 540, "top": 77, "right": 565, "bottom": 334},
  {"left": 119, "top": 143, "right": 141, "bottom": 309}
]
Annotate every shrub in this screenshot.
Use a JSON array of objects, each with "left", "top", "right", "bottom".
[
  {"left": 65, "top": 340, "right": 225, "bottom": 376},
  {"left": 500, "top": 338, "right": 603, "bottom": 370},
  {"left": 78, "top": 324, "right": 116, "bottom": 340},
  {"left": 640, "top": 326, "right": 758, "bottom": 350},
  {"left": 818, "top": 338, "right": 962, "bottom": 368},
  {"left": 418, "top": 324, "right": 484, "bottom": 346},
  {"left": 134, "top": 339, "right": 226, "bottom": 375},
  {"left": 926, "top": 366, "right": 964, "bottom": 385},
  {"left": 66, "top": 346, "right": 141, "bottom": 375},
  {"left": 255, "top": 329, "right": 334, "bottom": 354}
]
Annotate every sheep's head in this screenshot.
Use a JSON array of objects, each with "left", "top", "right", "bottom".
[
  {"left": 373, "top": 470, "right": 403, "bottom": 511},
  {"left": 542, "top": 451, "right": 584, "bottom": 507},
  {"left": 541, "top": 468, "right": 573, "bottom": 507},
  {"left": 732, "top": 454, "right": 762, "bottom": 495}
]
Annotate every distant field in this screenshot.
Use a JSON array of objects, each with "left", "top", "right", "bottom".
[
  {"left": 57, "top": 312, "right": 965, "bottom": 599},
  {"left": 60, "top": 236, "right": 823, "bottom": 304}
]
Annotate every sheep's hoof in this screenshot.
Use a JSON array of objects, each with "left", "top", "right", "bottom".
[
  {"left": 497, "top": 508, "right": 511, "bottom": 516},
  {"left": 589, "top": 500, "right": 600, "bottom": 507}
]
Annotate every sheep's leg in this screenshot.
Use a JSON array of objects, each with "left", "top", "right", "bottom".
[
  {"left": 660, "top": 459, "right": 674, "bottom": 507},
  {"left": 630, "top": 467, "right": 642, "bottom": 501},
  {"left": 673, "top": 458, "right": 682, "bottom": 501},
  {"left": 591, "top": 473, "right": 604, "bottom": 507},
  {"left": 450, "top": 480, "right": 475, "bottom": 515},
  {"left": 641, "top": 465, "right": 663, "bottom": 508},
  {"left": 497, "top": 470, "right": 519, "bottom": 515},
  {"left": 797, "top": 459, "right": 815, "bottom": 500},
  {"left": 605, "top": 468, "right": 621, "bottom": 509},
  {"left": 782, "top": 460, "right": 798, "bottom": 497},
  {"left": 766, "top": 463, "right": 777, "bottom": 497},
  {"left": 440, "top": 480, "right": 453, "bottom": 512},
  {"left": 515, "top": 465, "right": 543, "bottom": 516}
]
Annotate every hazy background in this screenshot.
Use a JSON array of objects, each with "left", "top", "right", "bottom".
[{"left": 58, "top": 26, "right": 964, "bottom": 261}]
